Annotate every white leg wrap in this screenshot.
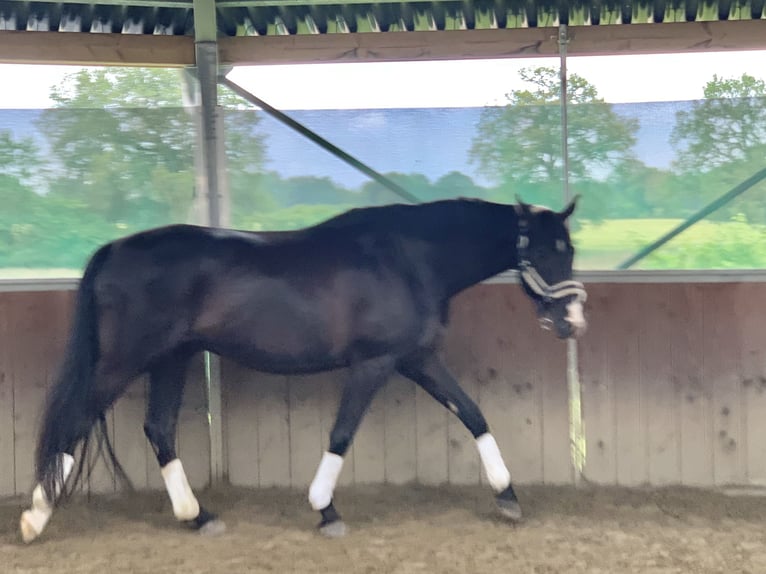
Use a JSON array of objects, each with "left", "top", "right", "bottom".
[
  {"left": 476, "top": 433, "right": 511, "bottom": 492},
  {"left": 20, "top": 453, "right": 75, "bottom": 543},
  {"left": 308, "top": 452, "right": 344, "bottom": 511},
  {"left": 161, "top": 459, "right": 200, "bottom": 521}
]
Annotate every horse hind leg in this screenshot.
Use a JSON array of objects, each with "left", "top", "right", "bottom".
[
  {"left": 144, "top": 352, "right": 225, "bottom": 536},
  {"left": 20, "top": 453, "right": 76, "bottom": 543}
]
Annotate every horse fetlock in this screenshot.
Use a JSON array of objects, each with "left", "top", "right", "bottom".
[
  {"left": 161, "top": 459, "right": 200, "bottom": 521},
  {"left": 476, "top": 433, "right": 511, "bottom": 492},
  {"left": 308, "top": 452, "right": 344, "bottom": 511}
]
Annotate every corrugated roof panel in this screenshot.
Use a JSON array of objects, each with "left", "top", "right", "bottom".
[{"left": 0, "top": 0, "right": 761, "bottom": 36}]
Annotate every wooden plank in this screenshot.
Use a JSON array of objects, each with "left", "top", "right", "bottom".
[
  {"left": 472, "top": 286, "right": 507, "bottom": 488},
  {"left": 738, "top": 283, "right": 766, "bottom": 486},
  {"left": 219, "top": 20, "right": 766, "bottom": 66},
  {"left": 611, "top": 284, "right": 646, "bottom": 486},
  {"left": 12, "top": 292, "right": 71, "bottom": 495},
  {"left": 671, "top": 284, "right": 713, "bottom": 486},
  {"left": 221, "top": 360, "right": 259, "bottom": 487},
  {"left": 288, "top": 374, "right": 325, "bottom": 488},
  {"left": 414, "top": 382, "right": 448, "bottom": 485},
  {"left": 537, "top": 315, "right": 571, "bottom": 484},
  {"left": 112, "top": 377, "right": 150, "bottom": 491},
  {"left": 382, "top": 374, "right": 417, "bottom": 484},
  {"left": 503, "top": 287, "right": 548, "bottom": 484},
  {"left": 443, "top": 287, "right": 481, "bottom": 485},
  {"left": 579, "top": 284, "right": 617, "bottom": 484},
  {"left": 254, "top": 373, "right": 291, "bottom": 488},
  {"left": 704, "top": 284, "right": 746, "bottom": 486},
  {"left": 640, "top": 284, "right": 681, "bottom": 485},
  {"left": 317, "top": 371, "right": 355, "bottom": 487},
  {"left": 0, "top": 294, "right": 17, "bottom": 495},
  {"left": 177, "top": 353, "right": 210, "bottom": 490},
  {"left": 0, "top": 30, "right": 194, "bottom": 66},
  {"left": 350, "top": 371, "right": 386, "bottom": 484}
]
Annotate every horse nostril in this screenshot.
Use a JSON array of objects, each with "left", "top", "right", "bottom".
[{"left": 539, "top": 317, "right": 554, "bottom": 331}]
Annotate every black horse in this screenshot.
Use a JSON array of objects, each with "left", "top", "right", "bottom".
[{"left": 20, "top": 197, "right": 586, "bottom": 543}]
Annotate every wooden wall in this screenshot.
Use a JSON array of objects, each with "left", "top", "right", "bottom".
[
  {"left": 1, "top": 281, "right": 765, "bottom": 497},
  {"left": 579, "top": 282, "right": 766, "bottom": 488}
]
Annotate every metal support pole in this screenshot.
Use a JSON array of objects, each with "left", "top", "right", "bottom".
[
  {"left": 192, "top": 0, "right": 225, "bottom": 486},
  {"left": 559, "top": 24, "right": 586, "bottom": 485},
  {"left": 219, "top": 76, "right": 419, "bottom": 204}
]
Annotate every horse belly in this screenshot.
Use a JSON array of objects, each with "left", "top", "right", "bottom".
[{"left": 196, "top": 288, "right": 352, "bottom": 374}]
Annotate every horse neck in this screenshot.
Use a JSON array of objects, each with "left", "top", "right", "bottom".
[{"left": 424, "top": 207, "right": 519, "bottom": 297}]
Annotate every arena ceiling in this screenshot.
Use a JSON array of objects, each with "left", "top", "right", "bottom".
[{"left": 0, "top": 0, "right": 763, "bottom": 65}]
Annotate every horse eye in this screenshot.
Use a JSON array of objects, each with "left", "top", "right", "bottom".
[{"left": 555, "top": 239, "right": 566, "bottom": 252}]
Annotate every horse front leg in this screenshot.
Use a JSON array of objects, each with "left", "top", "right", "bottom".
[
  {"left": 398, "top": 352, "right": 522, "bottom": 522},
  {"left": 308, "top": 356, "right": 393, "bottom": 537}
]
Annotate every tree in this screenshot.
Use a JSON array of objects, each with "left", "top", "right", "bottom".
[
  {"left": 429, "top": 172, "right": 487, "bottom": 201},
  {"left": 358, "top": 172, "right": 434, "bottom": 204},
  {"left": 469, "top": 66, "right": 639, "bottom": 209},
  {"left": 39, "top": 67, "right": 265, "bottom": 224},
  {"left": 672, "top": 74, "right": 766, "bottom": 172},
  {"left": 670, "top": 73, "right": 766, "bottom": 220}
]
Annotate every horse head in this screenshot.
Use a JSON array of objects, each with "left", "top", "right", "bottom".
[{"left": 514, "top": 195, "right": 587, "bottom": 339}]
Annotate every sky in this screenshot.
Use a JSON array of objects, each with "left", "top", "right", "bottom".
[{"left": 0, "top": 49, "right": 765, "bottom": 110}]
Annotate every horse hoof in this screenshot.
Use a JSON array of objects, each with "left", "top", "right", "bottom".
[
  {"left": 199, "top": 519, "right": 227, "bottom": 537},
  {"left": 319, "top": 520, "right": 347, "bottom": 538},
  {"left": 496, "top": 498, "right": 523, "bottom": 522}
]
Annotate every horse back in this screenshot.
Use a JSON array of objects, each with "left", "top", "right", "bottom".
[{"left": 91, "top": 223, "right": 443, "bottom": 373}]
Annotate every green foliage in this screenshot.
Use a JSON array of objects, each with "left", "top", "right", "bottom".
[
  {"left": 572, "top": 214, "right": 766, "bottom": 270},
  {"left": 670, "top": 73, "right": 766, "bottom": 219},
  {"left": 469, "top": 66, "right": 639, "bottom": 186},
  {"left": 672, "top": 73, "right": 766, "bottom": 171},
  {"left": 4, "top": 65, "right": 766, "bottom": 276}
]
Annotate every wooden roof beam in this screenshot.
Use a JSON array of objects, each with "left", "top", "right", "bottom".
[
  {"left": 219, "top": 20, "right": 766, "bottom": 66},
  {"left": 0, "top": 19, "right": 762, "bottom": 67},
  {"left": 0, "top": 30, "right": 194, "bottom": 66}
]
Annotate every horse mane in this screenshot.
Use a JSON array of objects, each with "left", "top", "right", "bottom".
[{"left": 313, "top": 198, "right": 509, "bottom": 241}]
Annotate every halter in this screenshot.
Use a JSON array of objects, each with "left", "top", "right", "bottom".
[{"left": 516, "top": 219, "right": 587, "bottom": 304}]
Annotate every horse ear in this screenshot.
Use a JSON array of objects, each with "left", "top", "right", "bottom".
[
  {"left": 514, "top": 195, "right": 531, "bottom": 216},
  {"left": 560, "top": 194, "right": 580, "bottom": 220}
]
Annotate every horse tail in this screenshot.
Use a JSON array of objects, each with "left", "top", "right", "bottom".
[{"left": 35, "top": 242, "right": 128, "bottom": 503}]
